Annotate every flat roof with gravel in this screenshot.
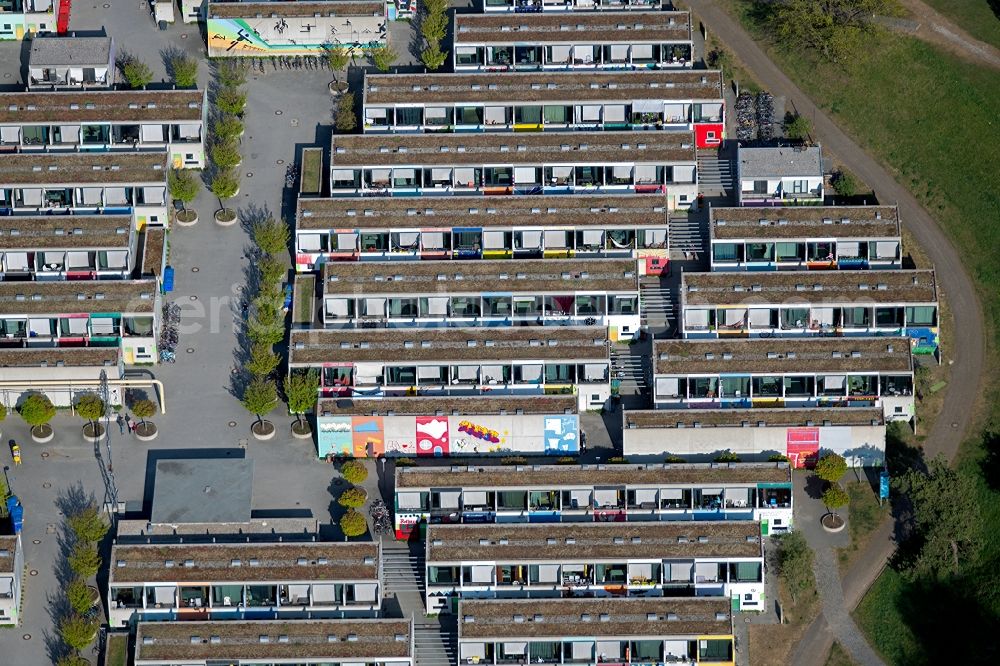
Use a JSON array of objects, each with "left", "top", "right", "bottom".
[
  {"left": 0, "top": 347, "right": 118, "bottom": 367},
  {"left": 0, "top": 535, "right": 18, "bottom": 573},
  {"left": 681, "top": 270, "right": 937, "bottom": 305},
  {"left": 364, "top": 70, "right": 723, "bottom": 105},
  {"left": 298, "top": 194, "right": 668, "bottom": 230},
  {"left": 738, "top": 145, "right": 822, "bottom": 178},
  {"left": 109, "top": 541, "right": 379, "bottom": 584},
  {"left": 396, "top": 462, "right": 789, "bottom": 489},
  {"left": 654, "top": 337, "right": 912, "bottom": 375},
  {"left": 454, "top": 12, "right": 692, "bottom": 45},
  {"left": 428, "top": 522, "right": 761, "bottom": 562},
  {"left": 0, "top": 90, "right": 204, "bottom": 123},
  {"left": 0, "top": 214, "right": 132, "bottom": 249},
  {"left": 29, "top": 36, "right": 112, "bottom": 67},
  {"left": 322, "top": 258, "right": 638, "bottom": 295},
  {"left": 141, "top": 227, "right": 166, "bottom": 277},
  {"left": 320, "top": 395, "right": 578, "bottom": 417},
  {"left": 330, "top": 132, "right": 696, "bottom": 167},
  {"left": 710, "top": 205, "right": 900, "bottom": 240},
  {"left": 289, "top": 326, "right": 609, "bottom": 365},
  {"left": 135, "top": 619, "right": 411, "bottom": 662},
  {"left": 0, "top": 279, "right": 157, "bottom": 314},
  {"left": 0, "top": 151, "right": 168, "bottom": 185},
  {"left": 458, "top": 598, "right": 731, "bottom": 640},
  {"left": 624, "top": 407, "right": 885, "bottom": 429}
]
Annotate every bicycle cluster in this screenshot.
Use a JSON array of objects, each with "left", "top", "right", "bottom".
[
  {"left": 158, "top": 302, "right": 180, "bottom": 363},
  {"left": 369, "top": 498, "right": 393, "bottom": 536},
  {"left": 735, "top": 91, "right": 776, "bottom": 142}
]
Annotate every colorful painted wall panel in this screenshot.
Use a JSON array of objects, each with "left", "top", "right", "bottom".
[
  {"left": 786, "top": 427, "right": 820, "bottom": 469},
  {"left": 544, "top": 416, "right": 578, "bottom": 454},
  {"left": 351, "top": 416, "right": 384, "bottom": 457},
  {"left": 317, "top": 416, "right": 353, "bottom": 458},
  {"left": 415, "top": 416, "right": 449, "bottom": 457},
  {"left": 207, "top": 15, "right": 386, "bottom": 57}
]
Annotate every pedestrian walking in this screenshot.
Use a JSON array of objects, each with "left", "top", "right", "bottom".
[
  {"left": 116, "top": 413, "right": 126, "bottom": 435},
  {"left": 126, "top": 415, "right": 135, "bottom": 435}
]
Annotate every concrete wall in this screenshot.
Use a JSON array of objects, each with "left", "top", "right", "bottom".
[{"left": 623, "top": 423, "right": 886, "bottom": 468}]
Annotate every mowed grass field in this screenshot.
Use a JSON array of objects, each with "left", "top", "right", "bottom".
[
  {"left": 921, "top": 0, "right": 1000, "bottom": 48},
  {"left": 714, "top": 2, "right": 1000, "bottom": 663}
]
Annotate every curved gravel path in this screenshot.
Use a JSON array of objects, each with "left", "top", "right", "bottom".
[{"left": 684, "top": 1, "right": 988, "bottom": 664}]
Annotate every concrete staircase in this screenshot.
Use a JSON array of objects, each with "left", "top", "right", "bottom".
[{"left": 414, "top": 617, "right": 457, "bottom": 666}]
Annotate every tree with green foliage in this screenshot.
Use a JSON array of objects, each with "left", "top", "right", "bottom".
[
  {"left": 253, "top": 217, "right": 290, "bottom": 255},
  {"left": 822, "top": 484, "right": 850, "bottom": 517},
  {"left": 340, "top": 459, "right": 369, "bottom": 484},
  {"left": 68, "top": 504, "right": 109, "bottom": 544},
  {"left": 59, "top": 613, "right": 99, "bottom": 654},
  {"left": 211, "top": 169, "right": 240, "bottom": 203},
  {"left": 217, "top": 60, "right": 248, "bottom": 87},
  {"left": 420, "top": 44, "right": 448, "bottom": 71},
  {"left": 246, "top": 342, "right": 281, "bottom": 378},
  {"left": 241, "top": 377, "right": 278, "bottom": 425},
  {"left": 713, "top": 450, "right": 742, "bottom": 463},
  {"left": 258, "top": 256, "right": 286, "bottom": 288},
  {"left": 768, "top": 453, "right": 790, "bottom": 463},
  {"left": 326, "top": 45, "right": 350, "bottom": 81},
  {"left": 216, "top": 86, "right": 247, "bottom": 115},
  {"left": 130, "top": 398, "right": 156, "bottom": 427},
  {"left": 211, "top": 139, "right": 242, "bottom": 170},
  {"left": 169, "top": 54, "right": 199, "bottom": 88},
  {"left": 760, "top": 0, "right": 899, "bottom": 63},
  {"left": 56, "top": 654, "right": 91, "bottom": 666},
  {"left": 0, "top": 402, "right": 6, "bottom": 423},
  {"left": 247, "top": 307, "right": 285, "bottom": 346},
  {"left": 895, "top": 455, "right": 981, "bottom": 578},
  {"left": 784, "top": 113, "right": 812, "bottom": 141},
  {"left": 168, "top": 168, "right": 200, "bottom": 212},
  {"left": 214, "top": 115, "right": 244, "bottom": 143},
  {"left": 832, "top": 170, "right": 860, "bottom": 197},
  {"left": 68, "top": 542, "right": 101, "bottom": 579},
  {"left": 339, "top": 509, "right": 367, "bottom": 538},
  {"left": 19, "top": 393, "right": 56, "bottom": 429},
  {"left": 367, "top": 45, "right": 397, "bottom": 72},
  {"left": 122, "top": 59, "right": 153, "bottom": 89},
  {"left": 421, "top": 0, "right": 449, "bottom": 44},
  {"left": 338, "top": 487, "right": 368, "bottom": 509},
  {"left": 664, "top": 455, "right": 686, "bottom": 464},
  {"left": 75, "top": 393, "right": 105, "bottom": 428},
  {"left": 814, "top": 453, "right": 847, "bottom": 484},
  {"left": 775, "top": 531, "right": 816, "bottom": 603},
  {"left": 66, "top": 578, "right": 94, "bottom": 615},
  {"left": 336, "top": 92, "right": 357, "bottom": 133},
  {"left": 284, "top": 370, "right": 319, "bottom": 427}
]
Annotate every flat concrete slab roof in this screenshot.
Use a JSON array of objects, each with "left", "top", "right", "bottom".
[{"left": 151, "top": 459, "right": 253, "bottom": 525}]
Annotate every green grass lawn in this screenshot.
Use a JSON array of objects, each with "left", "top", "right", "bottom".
[
  {"left": 712, "top": 4, "right": 1000, "bottom": 664},
  {"left": 105, "top": 632, "right": 128, "bottom": 666},
  {"left": 292, "top": 274, "right": 316, "bottom": 325},
  {"left": 920, "top": 0, "right": 1000, "bottom": 49},
  {"left": 837, "top": 479, "right": 890, "bottom": 572},
  {"left": 301, "top": 148, "right": 323, "bottom": 195}
]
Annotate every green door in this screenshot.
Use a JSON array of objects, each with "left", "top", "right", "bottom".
[{"left": 761, "top": 519, "right": 770, "bottom": 536}]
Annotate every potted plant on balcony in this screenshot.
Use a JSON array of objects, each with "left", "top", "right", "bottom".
[
  {"left": 242, "top": 377, "right": 278, "bottom": 440},
  {"left": 19, "top": 392, "right": 56, "bottom": 443},
  {"left": 75, "top": 393, "right": 106, "bottom": 443},
  {"left": 284, "top": 369, "right": 319, "bottom": 439},
  {"left": 130, "top": 398, "right": 158, "bottom": 441},
  {"left": 211, "top": 169, "right": 240, "bottom": 226}
]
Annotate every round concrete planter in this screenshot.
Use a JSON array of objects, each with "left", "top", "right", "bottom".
[
  {"left": 134, "top": 421, "right": 159, "bottom": 441},
  {"left": 291, "top": 421, "right": 313, "bottom": 440},
  {"left": 214, "top": 208, "right": 239, "bottom": 227},
  {"left": 30, "top": 424, "right": 54, "bottom": 444},
  {"left": 174, "top": 209, "right": 199, "bottom": 226},
  {"left": 329, "top": 81, "right": 349, "bottom": 95},
  {"left": 251, "top": 420, "right": 276, "bottom": 440},
  {"left": 821, "top": 513, "right": 846, "bottom": 533},
  {"left": 82, "top": 422, "right": 105, "bottom": 443}
]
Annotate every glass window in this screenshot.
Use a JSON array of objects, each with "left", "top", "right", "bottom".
[
  {"left": 712, "top": 243, "right": 740, "bottom": 262},
  {"left": 543, "top": 105, "right": 569, "bottom": 124},
  {"left": 752, "top": 376, "right": 782, "bottom": 397},
  {"left": 905, "top": 306, "right": 936, "bottom": 326},
  {"left": 545, "top": 364, "right": 575, "bottom": 383},
  {"left": 875, "top": 307, "right": 903, "bottom": 327},
  {"left": 22, "top": 126, "right": 48, "bottom": 145},
  {"left": 720, "top": 376, "right": 749, "bottom": 397},
  {"left": 775, "top": 242, "right": 803, "bottom": 261},
  {"left": 808, "top": 242, "right": 835, "bottom": 261},
  {"left": 515, "top": 106, "right": 542, "bottom": 124},
  {"left": 746, "top": 243, "right": 774, "bottom": 261},
  {"left": 575, "top": 166, "right": 602, "bottom": 186},
  {"left": 730, "top": 562, "right": 762, "bottom": 582},
  {"left": 360, "top": 233, "right": 388, "bottom": 251},
  {"left": 699, "top": 639, "right": 732, "bottom": 662},
  {"left": 842, "top": 307, "right": 870, "bottom": 327},
  {"left": 386, "top": 366, "right": 416, "bottom": 385},
  {"left": 783, "top": 376, "right": 814, "bottom": 396},
  {"left": 691, "top": 377, "right": 718, "bottom": 398}
]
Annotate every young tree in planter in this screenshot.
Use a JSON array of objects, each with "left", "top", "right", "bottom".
[
  {"left": 211, "top": 139, "right": 242, "bottom": 170},
  {"left": 215, "top": 86, "right": 247, "bottom": 116},
  {"left": 326, "top": 45, "right": 350, "bottom": 82},
  {"left": 213, "top": 115, "right": 244, "bottom": 143},
  {"left": 822, "top": 484, "right": 850, "bottom": 518},
  {"left": 284, "top": 369, "right": 319, "bottom": 430},
  {"left": 68, "top": 542, "right": 102, "bottom": 580},
  {"left": 59, "top": 613, "right": 99, "bottom": 655},
  {"left": 217, "top": 60, "right": 248, "bottom": 88},
  {"left": 130, "top": 398, "right": 156, "bottom": 429},
  {"left": 340, "top": 459, "right": 369, "bottom": 485},
  {"left": 168, "top": 168, "right": 200, "bottom": 218},
  {"left": 713, "top": 449, "right": 741, "bottom": 463},
  {"left": 242, "top": 377, "right": 278, "bottom": 427},
  {"left": 420, "top": 45, "right": 448, "bottom": 72},
  {"left": 68, "top": 504, "right": 109, "bottom": 544},
  {"left": 367, "top": 45, "right": 398, "bottom": 72},
  {"left": 66, "top": 577, "right": 95, "bottom": 615},
  {"left": 246, "top": 342, "right": 281, "bottom": 378},
  {"left": 247, "top": 307, "right": 286, "bottom": 346},
  {"left": 338, "top": 487, "right": 368, "bottom": 509},
  {"left": 253, "top": 217, "right": 290, "bottom": 256},
  {"left": 169, "top": 54, "right": 199, "bottom": 88},
  {"left": 339, "top": 509, "right": 367, "bottom": 538},
  {"left": 75, "top": 393, "right": 105, "bottom": 434},
  {"left": 19, "top": 393, "right": 56, "bottom": 436},
  {"left": 121, "top": 59, "right": 153, "bottom": 89},
  {"left": 258, "top": 255, "right": 286, "bottom": 288},
  {"left": 211, "top": 169, "right": 240, "bottom": 209},
  {"left": 814, "top": 453, "right": 847, "bottom": 485},
  {"left": 335, "top": 92, "right": 357, "bottom": 133}
]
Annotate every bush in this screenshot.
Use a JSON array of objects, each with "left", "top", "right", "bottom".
[
  {"left": 606, "top": 456, "right": 629, "bottom": 464},
  {"left": 713, "top": 450, "right": 742, "bottom": 463},
  {"left": 56, "top": 656, "right": 91, "bottom": 666},
  {"left": 775, "top": 531, "right": 816, "bottom": 604},
  {"left": 0, "top": 402, "right": 6, "bottom": 421},
  {"left": 213, "top": 115, "right": 244, "bottom": 142},
  {"left": 338, "top": 487, "right": 368, "bottom": 508},
  {"left": 210, "top": 169, "right": 239, "bottom": 201},
  {"left": 60, "top": 613, "right": 99, "bottom": 654},
  {"left": 169, "top": 54, "right": 199, "bottom": 87},
  {"left": 664, "top": 455, "right": 686, "bottom": 464},
  {"left": 339, "top": 509, "right": 367, "bottom": 538},
  {"left": 501, "top": 456, "right": 528, "bottom": 465},
  {"left": 832, "top": 170, "right": 860, "bottom": 197},
  {"left": 395, "top": 457, "right": 416, "bottom": 467},
  {"left": 246, "top": 342, "right": 280, "bottom": 378},
  {"left": 68, "top": 504, "right": 109, "bottom": 544},
  {"left": 19, "top": 393, "right": 56, "bottom": 428},
  {"left": 215, "top": 86, "right": 247, "bottom": 115},
  {"left": 217, "top": 60, "right": 248, "bottom": 87},
  {"left": 784, "top": 113, "right": 812, "bottom": 141},
  {"left": 168, "top": 168, "right": 200, "bottom": 209},
  {"left": 66, "top": 578, "right": 94, "bottom": 615},
  {"left": 68, "top": 543, "right": 101, "bottom": 579},
  {"left": 253, "top": 217, "right": 290, "bottom": 255},
  {"left": 122, "top": 59, "right": 153, "bottom": 89},
  {"left": 130, "top": 398, "right": 156, "bottom": 425},
  {"left": 556, "top": 456, "right": 577, "bottom": 465},
  {"left": 340, "top": 459, "right": 369, "bottom": 484},
  {"left": 75, "top": 393, "right": 105, "bottom": 425},
  {"left": 335, "top": 92, "right": 357, "bottom": 133},
  {"left": 768, "top": 453, "right": 790, "bottom": 463},
  {"left": 815, "top": 453, "right": 847, "bottom": 484},
  {"left": 211, "top": 140, "right": 242, "bottom": 170}
]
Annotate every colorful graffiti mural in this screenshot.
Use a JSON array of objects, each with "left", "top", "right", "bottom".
[
  {"left": 415, "top": 416, "right": 449, "bottom": 457},
  {"left": 786, "top": 427, "right": 820, "bottom": 469},
  {"left": 207, "top": 15, "right": 386, "bottom": 57},
  {"left": 544, "top": 416, "right": 578, "bottom": 454},
  {"left": 457, "top": 420, "right": 502, "bottom": 444}
]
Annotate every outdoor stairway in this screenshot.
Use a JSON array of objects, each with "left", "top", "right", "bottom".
[
  {"left": 696, "top": 148, "right": 735, "bottom": 198},
  {"left": 414, "top": 617, "right": 457, "bottom": 666},
  {"left": 381, "top": 539, "right": 425, "bottom": 594},
  {"left": 611, "top": 346, "right": 650, "bottom": 390},
  {"left": 639, "top": 278, "right": 676, "bottom": 327},
  {"left": 668, "top": 215, "right": 707, "bottom": 257}
]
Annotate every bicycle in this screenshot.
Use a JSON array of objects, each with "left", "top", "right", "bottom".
[{"left": 159, "top": 349, "right": 176, "bottom": 363}]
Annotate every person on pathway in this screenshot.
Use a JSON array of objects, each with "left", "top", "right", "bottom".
[{"left": 116, "top": 413, "right": 126, "bottom": 435}]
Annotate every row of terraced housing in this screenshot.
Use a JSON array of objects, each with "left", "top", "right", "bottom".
[{"left": 0, "top": 34, "right": 206, "bottom": 408}]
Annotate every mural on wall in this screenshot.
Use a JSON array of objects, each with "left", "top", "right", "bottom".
[
  {"left": 351, "top": 416, "right": 384, "bottom": 457},
  {"left": 786, "top": 427, "right": 820, "bottom": 469},
  {"left": 207, "top": 18, "right": 384, "bottom": 57},
  {"left": 544, "top": 416, "right": 578, "bottom": 454},
  {"left": 415, "top": 416, "right": 449, "bottom": 457},
  {"left": 319, "top": 416, "right": 353, "bottom": 457}
]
